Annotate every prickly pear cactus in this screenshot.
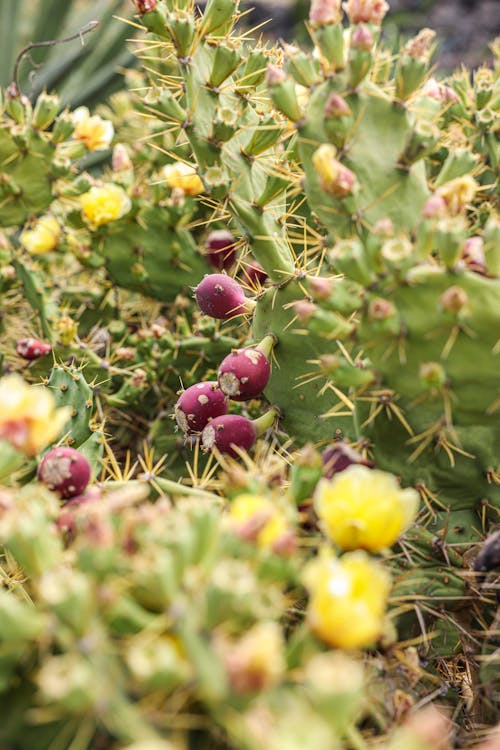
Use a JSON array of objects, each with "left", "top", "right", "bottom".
[
  {"left": 134, "top": 0, "right": 500, "bottom": 709},
  {"left": 135, "top": 0, "right": 499, "bottom": 508}
]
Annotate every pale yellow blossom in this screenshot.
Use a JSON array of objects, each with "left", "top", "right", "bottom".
[
  {"left": 303, "top": 547, "right": 391, "bottom": 649},
  {"left": 315, "top": 465, "right": 419, "bottom": 552},
  {"left": 162, "top": 162, "right": 204, "bottom": 196},
  {"left": 80, "top": 184, "right": 132, "bottom": 228},
  {"left": 0, "top": 374, "right": 70, "bottom": 456},
  {"left": 436, "top": 176, "right": 478, "bottom": 216},
  {"left": 20, "top": 215, "right": 60, "bottom": 255},
  {"left": 72, "top": 106, "right": 114, "bottom": 151}
]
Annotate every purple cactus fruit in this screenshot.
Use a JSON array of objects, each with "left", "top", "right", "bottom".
[
  {"left": 241, "top": 260, "right": 268, "bottom": 287},
  {"left": 195, "top": 274, "right": 255, "bottom": 320},
  {"left": 38, "top": 447, "right": 91, "bottom": 499},
  {"left": 56, "top": 486, "right": 101, "bottom": 533},
  {"left": 201, "top": 415, "right": 257, "bottom": 457},
  {"left": 218, "top": 335, "right": 275, "bottom": 401},
  {"left": 175, "top": 381, "right": 228, "bottom": 434},
  {"left": 321, "top": 441, "right": 374, "bottom": 479},
  {"left": 16, "top": 337, "right": 51, "bottom": 360},
  {"left": 201, "top": 408, "right": 278, "bottom": 457},
  {"left": 204, "top": 230, "right": 237, "bottom": 271}
]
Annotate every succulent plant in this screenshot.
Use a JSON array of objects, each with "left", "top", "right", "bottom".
[{"left": 133, "top": 0, "right": 499, "bottom": 719}]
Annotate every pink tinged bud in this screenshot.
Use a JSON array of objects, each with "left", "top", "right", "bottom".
[
  {"left": 265, "top": 65, "right": 287, "bottom": 86},
  {"left": 272, "top": 530, "right": 297, "bottom": 556},
  {"left": 461, "top": 236, "right": 487, "bottom": 274},
  {"left": 202, "top": 414, "right": 257, "bottom": 457},
  {"left": 343, "top": 0, "right": 389, "bottom": 25},
  {"left": 422, "top": 78, "right": 442, "bottom": 100},
  {"left": 16, "top": 337, "right": 51, "bottom": 360},
  {"left": 368, "top": 297, "right": 396, "bottom": 320},
  {"left": 402, "top": 28, "right": 436, "bottom": 62},
  {"left": 324, "top": 93, "right": 352, "bottom": 119},
  {"left": 195, "top": 274, "right": 254, "bottom": 320},
  {"left": 38, "top": 447, "right": 91, "bottom": 500},
  {"left": 439, "top": 285, "right": 468, "bottom": 313},
  {"left": 175, "top": 381, "right": 228, "bottom": 434},
  {"left": 422, "top": 194, "right": 447, "bottom": 219},
  {"left": 308, "top": 276, "right": 334, "bottom": 300},
  {"left": 322, "top": 441, "right": 374, "bottom": 478},
  {"left": 112, "top": 143, "right": 132, "bottom": 171},
  {"left": 133, "top": 0, "right": 157, "bottom": 12},
  {"left": 372, "top": 217, "right": 394, "bottom": 238},
  {"left": 291, "top": 300, "right": 317, "bottom": 323},
  {"left": 204, "top": 230, "right": 237, "bottom": 271},
  {"left": 350, "top": 24, "right": 374, "bottom": 51},
  {"left": 218, "top": 347, "right": 271, "bottom": 401},
  {"left": 422, "top": 78, "right": 459, "bottom": 104},
  {"left": 313, "top": 144, "right": 358, "bottom": 198},
  {"left": 336, "top": 164, "right": 357, "bottom": 196},
  {"left": 241, "top": 260, "right": 268, "bottom": 287},
  {"left": 309, "top": 0, "right": 342, "bottom": 26}
]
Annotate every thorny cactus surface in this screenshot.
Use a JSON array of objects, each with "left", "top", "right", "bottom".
[
  {"left": 133, "top": 0, "right": 500, "bottom": 716},
  {"left": 0, "top": 428, "right": 491, "bottom": 750}
]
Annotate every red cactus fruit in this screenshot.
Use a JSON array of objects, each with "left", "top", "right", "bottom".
[
  {"left": 16, "top": 337, "right": 51, "bottom": 360},
  {"left": 201, "top": 415, "right": 257, "bottom": 457},
  {"left": 38, "top": 447, "right": 91, "bottom": 499},
  {"left": 205, "top": 230, "right": 237, "bottom": 271},
  {"left": 321, "top": 441, "right": 374, "bottom": 479},
  {"left": 241, "top": 260, "right": 267, "bottom": 287},
  {"left": 175, "top": 381, "right": 228, "bottom": 434},
  {"left": 217, "top": 335, "right": 275, "bottom": 401},
  {"left": 195, "top": 274, "right": 255, "bottom": 320},
  {"left": 201, "top": 408, "right": 277, "bottom": 457}
]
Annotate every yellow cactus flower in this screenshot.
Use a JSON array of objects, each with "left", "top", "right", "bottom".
[
  {"left": 436, "top": 175, "right": 478, "bottom": 216},
  {"left": 20, "top": 215, "right": 60, "bottom": 255},
  {"left": 72, "top": 106, "right": 114, "bottom": 151},
  {"left": 312, "top": 144, "right": 357, "bottom": 197},
  {"left": 314, "top": 465, "right": 419, "bottom": 552},
  {"left": 162, "top": 161, "right": 204, "bottom": 196},
  {"left": 0, "top": 374, "right": 71, "bottom": 456},
  {"left": 227, "top": 494, "right": 293, "bottom": 553},
  {"left": 303, "top": 548, "right": 391, "bottom": 649},
  {"left": 80, "top": 184, "right": 132, "bottom": 229}
]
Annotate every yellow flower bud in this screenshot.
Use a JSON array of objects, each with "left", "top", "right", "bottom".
[
  {"left": 314, "top": 465, "right": 419, "bottom": 552},
  {"left": 436, "top": 175, "right": 478, "bottom": 216},
  {"left": 72, "top": 106, "right": 114, "bottom": 151},
  {"left": 0, "top": 374, "right": 70, "bottom": 456},
  {"left": 56, "top": 315, "right": 78, "bottom": 346},
  {"left": 162, "top": 161, "right": 204, "bottom": 196},
  {"left": 80, "top": 184, "right": 132, "bottom": 228},
  {"left": 303, "top": 547, "right": 391, "bottom": 649},
  {"left": 313, "top": 143, "right": 357, "bottom": 197},
  {"left": 227, "top": 494, "right": 293, "bottom": 553},
  {"left": 20, "top": 215, "right": 60, "bottom": 255}
]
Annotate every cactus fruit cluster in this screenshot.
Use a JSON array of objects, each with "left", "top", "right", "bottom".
[{"left": 0, "top": 0, "right": 499, "bottom": 748}]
